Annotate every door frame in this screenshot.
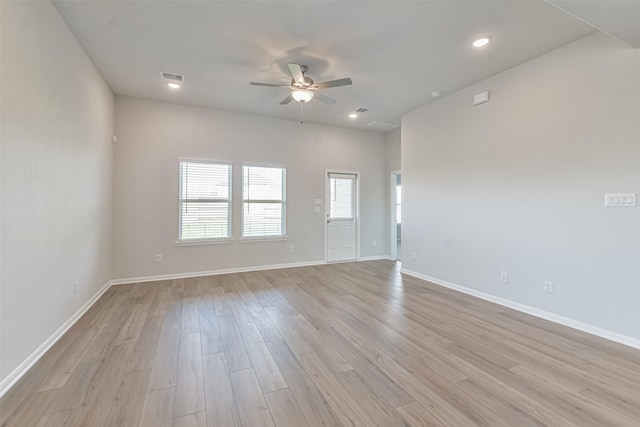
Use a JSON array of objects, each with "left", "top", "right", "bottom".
[
  {"left": 324, "top": 169, "right": 360, "bottom": 263},
  {"left": 390, "top": 170, "right": 401, "bottom": 261}
]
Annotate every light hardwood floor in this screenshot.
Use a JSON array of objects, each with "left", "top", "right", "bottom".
[{"left": 2, "top": 261, "right": 640, "bottom": 426}]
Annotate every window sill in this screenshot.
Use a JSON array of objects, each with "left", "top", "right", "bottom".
[
  {"left": 239, "top": 235, "right": 288, "bottom": 243},
  {"left": 176, "top": 238, "right": 233, "bottom": 247}
]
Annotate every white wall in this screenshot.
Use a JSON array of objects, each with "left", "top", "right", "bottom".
[
  {"left": 386, "top": 128, "right": 401, "bottom": 173},
  {"left": 113, "top": 97, "right": 388, "bottom": 280},
  {"left": 1, "top": 1, "right": 114, "bottom": 381},
  {"left": 386, "top": 128, "right": 401, "bottom": 256},
  {"left": 402, "top": 32, "right": 640, "bottom": 341}
]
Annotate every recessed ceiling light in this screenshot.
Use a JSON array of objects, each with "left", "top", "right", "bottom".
[
  {"left": 167, "top": 82, "right": 181, "bottom": 89},
  {"left": 473, "top": 37, "right": 491, "bottom": 48},
  {"left": 349, "top": 113, "right": 358, "bottom": 119}
]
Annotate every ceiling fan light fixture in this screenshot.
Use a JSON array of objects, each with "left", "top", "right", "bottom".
[{"left": 291, "top": 88, "right": 314, "bottom": 103}]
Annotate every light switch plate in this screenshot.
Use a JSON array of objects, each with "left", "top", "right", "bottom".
[
  {"left": 314, "top": 198, "right": 323, "bottom": 205},
  {"left": 604, "top": 193, "right": 636, "bottom": 207}
]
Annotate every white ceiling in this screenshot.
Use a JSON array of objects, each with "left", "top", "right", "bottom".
[
  {"left": 52, "top": 1, "right": 600, "bottom": 132},
  {"left": 548, "top": 0, "right": 640, "bottom": 48}
]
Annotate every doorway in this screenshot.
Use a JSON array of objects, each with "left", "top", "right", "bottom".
[
  {"left": 390, "top": 171, "right": 401, "bottom": 260},
  {"left": 326, "top": 171, "right": 358, "bottom": 262}
]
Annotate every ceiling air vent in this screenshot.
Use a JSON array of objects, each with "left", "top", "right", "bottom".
[
  {"left": 356, "top": 108, "right": 368, "bottom": 113},
  {"left": 367, "top": 121, "right": 399, "bottom": 131},
  {"left": 161, "top": 72, "right": 184, "bottom": 82}
]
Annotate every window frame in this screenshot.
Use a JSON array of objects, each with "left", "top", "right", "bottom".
[
  {"left": 240, "top": 163, "right": 287, "bottom": 240},
  {"left": 177, "top": 158, "right": 233, "bottom": 245}
]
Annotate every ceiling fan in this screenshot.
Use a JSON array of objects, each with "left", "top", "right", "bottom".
[{"left": 250, "top": 63, "right": 352, "bottom": 105}]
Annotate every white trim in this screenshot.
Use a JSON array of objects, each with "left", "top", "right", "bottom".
[
  {"left": 356, "top": 173, "right": 361, "bottom": 261},
  {"left": 177, "top": 157, "right": 233, "bottom": 165},
  {"left": 401, "top": 268, "right": 640, "bottom": 350},
  {"left": 111, "top": 260, "right": 327, "bottom": 286},
  {"left": 328, "top": 173, "right": 357, "bottom": 180},
  {"left": 329, "top": 256, "right": 389, "bottom": 264},
  {"left": 390, "top": 170, "right": 401, "bottom": 261},
  {"left": 358, "top": 255, "right": 392, "bottom": 261},
  {"left": 242, "top": 161, "right": 288, "bottom": 169},
  {"left": 0, "top": 280, "right": 113, "bottom": 398}
]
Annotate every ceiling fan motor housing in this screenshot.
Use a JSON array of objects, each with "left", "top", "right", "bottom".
[{"left": 291, "top": 76, "right": 314, "bottom": 88}]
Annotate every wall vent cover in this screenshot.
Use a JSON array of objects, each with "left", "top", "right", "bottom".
[
  {"left": 356, "top": 108, "right": 369, "bottom": 113},
  {"left": 161, "top": 72, "right": 184, "bottom": 82}
]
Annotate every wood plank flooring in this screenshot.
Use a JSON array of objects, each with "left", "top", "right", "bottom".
[{"left": 2, "top": 261, "right": 640, "bottom": 426}]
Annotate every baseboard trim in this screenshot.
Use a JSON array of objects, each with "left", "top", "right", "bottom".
[
  {"left": 110, "top": 260, "right": 328, "bottom": 286},
  {"left": 401, "top": 268, "right": 640, "bottom": 350},
  {"left": 0, "top": 280, "right": 113, "bottom": 398},
  {"left": 358, "top": 255, "right": 392, "bottom": 261}
]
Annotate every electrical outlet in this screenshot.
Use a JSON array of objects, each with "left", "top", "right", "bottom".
[
  {"left": 372, "top": 240, "right": 377, "bottom": 247},
  {"left": 411, "top": 251, "right": 417, "bottom": 260},
  {"left": 500, "top": 271, "right": 508, "bottom": 283},
  {"left": 544, "top": 281, "right": 553, "bottom": 293},
  {"left": 74, "top": 280, "right": 79, "bottom": 294},
  {"left": 155, "top": 254, "right": 162, "bottom": 263},
  {"left": 289, "top": 245, "right": 294, "bottom": 253}
]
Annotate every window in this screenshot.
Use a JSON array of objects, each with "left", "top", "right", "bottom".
[
  {"left": 179, "top": 160, "right": 231, "bottom": 241},
  {"left": 242, "top": 165, "right": 286, "bottom": 237},
  {"left": 329, "top": 175, "right": 355, "bottom": 219}
]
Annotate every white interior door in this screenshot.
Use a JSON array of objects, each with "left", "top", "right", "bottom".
[{"left": 327, "top": 173, "right": 357, "bottom": 262}]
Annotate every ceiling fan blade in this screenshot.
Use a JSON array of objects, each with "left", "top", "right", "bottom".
[
  {"left": 279, "top": 94, "right": 294, "bottom": 105},
  {"left": 288, "top": 63, "right": 305, "bottom": 85},
  {"left": 314, "top": 92, "right": 336, "bottom": 105},
  {"left": 250, "top": 82, "right": 290, "bottom": 87},
  {"left": 315, "top": 78, "right": 353, "bottom": 89}
]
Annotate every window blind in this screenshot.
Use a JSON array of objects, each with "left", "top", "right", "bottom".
[
  {"left": 242, "top": 165, "right": 286, "bottom": 237},
  {"left": 179, "top": 161, "right": 231, "bottom": 240},
  {"left": 329, "top": 176, "right": 354, "bottom": 219}
]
